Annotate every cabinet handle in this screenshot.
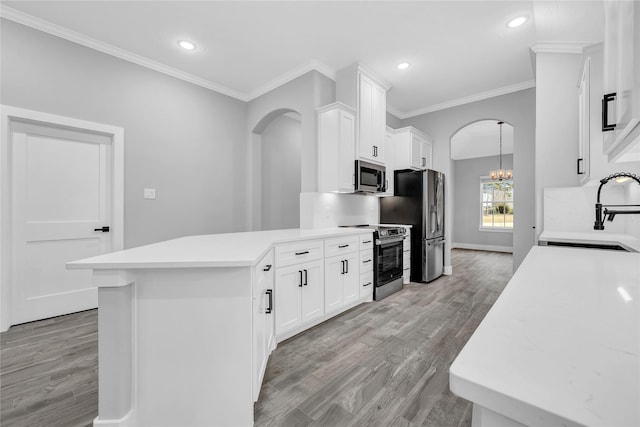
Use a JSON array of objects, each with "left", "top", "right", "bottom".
[
  {"left": 265, "top": 289, "right": 273, "bottom": 314},
  {"left": 295, "top": 251, "right": 309, "bottom": 256},
  {"left": 363, "top": 259, "right": 372, "bottom": 263},
  {"left": 363, "top": 240, "right": 372, "bottom": 244},
  {"left": 263, "top": 264, "right": 272, "bottom": 271},
  {"left": 345, "top": 259, "right": 349, "bottom": 274},
  {"left": 94, "top": 226, "right": 110, "bottom": 232},
  {"left": 303, "top": 269, "right": 308, "bottom": 286},
  {"left": 422, "top": 157, "right": 426, "bottom": 167},
  {"left": 298, "top": 270, "right": 303, "bottom": 287},
  {"left": 602, "top": 93, "right": 617, "bottom": 132},
  {"left": 338, "top": 244, "right": 349, "bottom": 248},
  {"left": 340, "top": 260, "right": 345, "bottom": 274},
  {"left": 363, "top": 282, "right": 372, "bottom": 287},
  {"left": 577, "top": 158, "right": 584, "bottom": 175}
]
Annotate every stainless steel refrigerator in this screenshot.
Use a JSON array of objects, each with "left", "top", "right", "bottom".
[{"left": 379, "top": 169, "right": 445, "bottom": 282}]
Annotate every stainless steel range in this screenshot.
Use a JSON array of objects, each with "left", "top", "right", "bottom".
[{"left": 343, "top": 225, "right": 407, "bottom": 300}]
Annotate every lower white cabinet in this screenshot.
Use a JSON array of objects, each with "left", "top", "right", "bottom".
[
  {"left": 325, "top": 252, "right": 359, "bottom": 313},
  {"left": 274, "top": 260, "right": 324, "bottom": 336},
  {"left": 253, "top": 250, "right": 274, "bottom": 401}
]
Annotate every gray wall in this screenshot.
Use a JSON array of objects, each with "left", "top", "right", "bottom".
[
  {"left": 401, "top": 88, "right": 535, "bottom": 271},
  {"left": 247, "top": 71, "right": 335, "bottom": 229},
  {"left": 454, "top": 155, "right": 514, "bottom": 249},
  {"left": 534, "top": 52, "right": 581, "bottom": 236},
  {"left": 261, "top": 115, "right": 301, "bottom": 230},
  {"left": 386, "top": 112, "right": 404, "bottom": 129},
  {"left": 1, "top": 20, "right": 248, "bottom": 248}
]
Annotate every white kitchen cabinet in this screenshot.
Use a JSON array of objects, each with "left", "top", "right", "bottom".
[
  {"left": 252, "top": 249, "right": 274, "bottom": 401},
  {"left": 336, "top": 64, "right": 390, "bottom": 165},
  {"left": 393, "top": 126, "right": 433, "bottom": 170},
  {"left": 324, "top": 252, "right": 359, "bottom": 313},
  {"left": 317, "top": 102, "right": 356, "bottom": 193},
  {"left": 603, "top": 0, "right": 640, "bottom": 162},
  {"left": 274, "top": 259, "right": 324, "bottom": 337},
  {"left": 577, "top": 56, "right": 591, "bottom": 183},
  {"left": 359, "top": 244, "right": 374, "bottom": 299},
  {"left": 382, "top": 126, "right": 395, "bottom": 196}
]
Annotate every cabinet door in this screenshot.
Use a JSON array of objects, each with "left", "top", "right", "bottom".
[
  {"left": 274, "top": 265, "right": 302, "bottom": 336},
  {"left": 300, "top": 260, "right": 324, "bottom": 323},
  {"left": 339, "top": 110, "right": 356, "bottom": 191},
  {"left": 383, "top": 128, "right": 395, "bottom": 195},
  {"left": 421, "top": 139, "right": 432, "bottom": 169},
  {"left": 371, "top": 82, "right": 386, "bottom": 163},
  {"left": 324, "top": 255, "right": 344, "bottom": 313},
  {"left": 252, "top": 294, "right": 266, "bottom": 401},
  {"left": 342, "top": 253, "right": 360, "bottom": 305},
  {"left": 359, "top": 74, "right": 375, "bottom": 161},
  {"left": 577, "top": 58, "right": 590, "bottom": 183},
  {"left": 410, "top": 133, "right": 424, "bottom": 169}
]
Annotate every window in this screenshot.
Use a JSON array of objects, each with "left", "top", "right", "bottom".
[{"left": 480, "top": 180, "right": 513, "bottom": 230}]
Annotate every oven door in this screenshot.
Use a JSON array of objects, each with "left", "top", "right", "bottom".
[{"left": 375, "top": 238, "right": 404, "bottom": 286}]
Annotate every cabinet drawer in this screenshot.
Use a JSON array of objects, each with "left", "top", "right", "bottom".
[
  {"left": 360, "top": 270, "right": 374, "bottom": 298},
  {"left": 360, "top": 249, "right": 373, "bottom": 273},
  {"left": 324, "top": 235, "right": 359, "bottom": 258},
  {"left": 359, "top": 233, "right": 374, "bottom": 251},
  {"left": 275, "top": 240, "right": 323, "bottom": 267},
  {"left": 254, "top": 249, "right": 274, "bottom": 294},
  {"left": 403, "top": 251, "right": 411, "bottom": 269}
]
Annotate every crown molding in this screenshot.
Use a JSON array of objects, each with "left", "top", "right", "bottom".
[
  {"left": 529, "top": 42, "right": 589, "bottom": 54},
  {"left": 0, "top": 5, "right": 249, "bottom": 100},
  {"left": 395, "top": 80, "right": 536, "bottom": 119},
  {"left": 246, "top": 59, "right": 336, "bottom": 101}
]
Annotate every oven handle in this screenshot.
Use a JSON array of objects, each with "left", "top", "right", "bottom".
[{"left": 376, "top": 237, "right": 405, "bottom": 245}]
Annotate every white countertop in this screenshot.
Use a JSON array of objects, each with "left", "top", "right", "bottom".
[
  {"left": 67, "top": 227, "right": 373, "bottom": 270},
  {"left": 450, "top": 245, "right": 640, "bottom": 427},
  {"left": 539, "top": 230, "right": 640, "bottom": 252}
]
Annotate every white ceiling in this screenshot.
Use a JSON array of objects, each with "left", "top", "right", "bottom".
[
  {"left": 451, "top": 120, "right": 514, "bottom": 160},
  {"left": 0, "top": 1, "right": 604, "bottom": 118}
]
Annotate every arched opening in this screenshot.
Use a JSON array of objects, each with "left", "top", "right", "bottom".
[
  {"left": 450, "top": 119, "right": 515, "bottom": 257},
  {"left": 251, "top": 109, "right": 302, "bottom": 230}
]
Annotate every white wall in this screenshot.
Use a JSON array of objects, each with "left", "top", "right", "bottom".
[
  {"left": 400, "top": 89, "right": 536, "bottom": 271},
  {"left": 454, "top": 155, "right": 514, "bottom": 251},
  {"left": 0, "top": 19, "right": 248, "bottom": 248},
  {"left": 261, "top": 115, "right": 301, "bottom": 230}
]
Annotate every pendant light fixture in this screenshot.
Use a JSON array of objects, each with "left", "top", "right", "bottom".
[{"left": 490, "top": 121, "right": 513, "bottom": 181}]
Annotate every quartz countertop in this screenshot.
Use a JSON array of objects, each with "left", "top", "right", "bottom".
[
  {"left": 539, "top": 230, "right": 640, "bottom": 252},
  {"left": 67, "top": 227, "right": 373, "bottom": 270},
  {"left": 449, "top": 245, "right": 640, "bottom": 427}
]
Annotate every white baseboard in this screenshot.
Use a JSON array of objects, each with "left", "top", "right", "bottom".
[
  {"left": 452, "top": 243, "right": 513, "bottom": 253},
  {"left": 93, "top": 410, "right": 135, "bottom": 427},
  {"left": 444, "top": 265, "right": 453, "bottom": 275}
]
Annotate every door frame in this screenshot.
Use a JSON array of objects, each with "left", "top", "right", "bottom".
[{"left": 1, "top": 105, "right": 124, "bottom": 331}]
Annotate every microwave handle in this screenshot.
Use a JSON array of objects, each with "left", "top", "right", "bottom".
[{"left": 379, "top": 170, "right": 386, "bottom": 191}]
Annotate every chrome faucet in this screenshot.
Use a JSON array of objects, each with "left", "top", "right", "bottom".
[{"left": 594, "top": 172, "right": 640, "bottom": 230}]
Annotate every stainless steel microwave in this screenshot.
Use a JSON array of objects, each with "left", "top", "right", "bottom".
[{"left": 355, "top": 160, "right": 387, "bottom": 193}]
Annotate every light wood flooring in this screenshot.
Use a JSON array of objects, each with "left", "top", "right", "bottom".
[{"left": 1, "top": 249, "right": 512, "bottom": 427}]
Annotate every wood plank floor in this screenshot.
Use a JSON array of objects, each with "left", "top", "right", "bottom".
[{"left": 0, "top": 249, "right": 511, "bottom": 427}]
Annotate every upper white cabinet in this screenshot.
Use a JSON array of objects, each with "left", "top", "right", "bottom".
[
  {"left": 317, "top": 102, "right": 356, "bottom": 193},
  {"left": 381, "top": 126, "right": 395, "bottom": 196},
  {"left": 393, "top": 126, "right": 433, "bottom": 170},
  {"left": 577, "top": 55, "right": 591, "bottom": 183},
  {"left": 603, "top": 0, "right": 640, "bottom": 162},
  {"left": 336, "top": 64, "right": 390, "bottom": 165}
]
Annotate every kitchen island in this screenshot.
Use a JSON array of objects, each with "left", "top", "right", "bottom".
[
  {"left": 67, "top": 227, "right": 374, "bottom": 427},
  {"left": 450, "top": 246, "right": 640, "bottom": 427}
]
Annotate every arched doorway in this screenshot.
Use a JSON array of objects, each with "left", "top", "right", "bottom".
[
  {"left": 450, "top": 120, "right": 515, "bottom": 256},
  {"left": 252, "top": 109, "right": 302, "bottom": 230}
]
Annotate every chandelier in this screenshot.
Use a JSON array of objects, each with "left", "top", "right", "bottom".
[{"left": 490, "top": 121, "right": 512, "bottom": 181}]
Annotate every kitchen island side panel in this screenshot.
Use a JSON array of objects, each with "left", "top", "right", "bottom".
[{"left": 97, "top": 267, "right": 254, "bottom": 427}]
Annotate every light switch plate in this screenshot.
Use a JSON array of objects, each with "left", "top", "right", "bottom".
[{"left": 144, "top": 188, "right": 156, "bottom": 199}]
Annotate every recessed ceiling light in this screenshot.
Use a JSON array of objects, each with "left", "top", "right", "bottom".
[
  {"left": 397, "top": 62, "right": 411, "bottom": 70},
  {"left": 178, "top": 40, "right": 196, "bottom": 51},
  {"left": 507, "top": 16, "right": 527, "bottom": 28}
]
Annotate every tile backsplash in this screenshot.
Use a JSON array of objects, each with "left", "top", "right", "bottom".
[{"left": 300, "top": 192, "right": 379, "bottom": 228}]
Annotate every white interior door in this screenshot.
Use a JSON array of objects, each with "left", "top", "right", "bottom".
[{"left": 10, "top": 121, "right": 112, "bottom": 325}]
